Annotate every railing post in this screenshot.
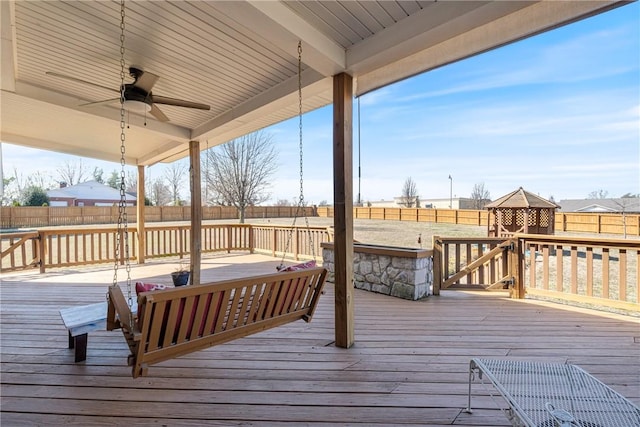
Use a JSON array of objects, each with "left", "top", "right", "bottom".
[
  {"left": 227, "top": 225, "right": 232, "bottom": 253},
  {"left": 249, "top": 225, "right": 254, "bottom": 253},
  {"left": 508, "top": 237, "right": 524, "bottom": 299},
  {"left": 272, "top": 227, "right": 277, "bottom": 258},
  {"left": 432, "top": 236, "right": 442, "bottom": 296},
  {"left": 38, "top": 231, "right": 46, "bottom": 273},
  {"left": 294, "top": 228, "right": 300, "bottom": 261}
]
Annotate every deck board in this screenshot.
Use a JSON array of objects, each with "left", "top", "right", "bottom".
[{"left": 1, "top": 254, "right": 638, "bottom": 426}]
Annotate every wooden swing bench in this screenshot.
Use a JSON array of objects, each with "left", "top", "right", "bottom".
[{"left": 107, "top": 266, "right": 327, "bottom": 378}]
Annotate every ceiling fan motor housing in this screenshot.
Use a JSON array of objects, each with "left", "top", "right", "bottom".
[{"left": 123, "top": 84, "right": 152, "bottom": 105}]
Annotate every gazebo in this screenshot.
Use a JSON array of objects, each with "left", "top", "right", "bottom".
[{"left": 486, "top": 187, "right": 558, "bottom": 237}]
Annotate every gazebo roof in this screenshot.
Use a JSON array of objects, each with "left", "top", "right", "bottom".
[{"left": 485, "top": 187, "right": 558, "bottom": 209}]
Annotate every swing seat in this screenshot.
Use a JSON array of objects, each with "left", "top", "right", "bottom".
[{"left": 108, "top": 266, "right": 327, "bottom": 378}]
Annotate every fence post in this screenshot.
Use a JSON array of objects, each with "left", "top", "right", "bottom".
[
  {"left": 432, "top": 236, "right": 442, "bottom": 296},
  {"left": 248, "top": 225, "right": 254, "bottom": 253}
]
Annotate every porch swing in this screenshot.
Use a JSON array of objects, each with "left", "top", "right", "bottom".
[{"left": 106, "top": 1, "right": 326, "bottom": 378}]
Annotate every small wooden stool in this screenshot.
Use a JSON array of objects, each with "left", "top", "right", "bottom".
[{"left": 59, "top": 302, "right": 107, "bottom": 362}]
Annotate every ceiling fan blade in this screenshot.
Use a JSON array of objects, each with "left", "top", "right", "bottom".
[
  {"left": 133, "top": 71, "right": 159, "bottom": 93},
  {"left": 79, "top": 98, "right": 120, "bottom": 107},
  {"left": 46, "top": 71, "right": 119, "bottom": 93},
  {"left": 149, "top": 104, "right": 169, "bottom": 122},
  {"left": 152, "top": 95, "right": 211, "bottom": 110}
]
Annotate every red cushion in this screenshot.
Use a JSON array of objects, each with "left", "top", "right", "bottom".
[
  {"left": 135, "top": 282, "right": 222, "bottom": 345},
  {"left": 135, "top": 282, "right": 169, "bottom": 294},
  {"left": 264, "top": 260, "right": 316, "bottom": 317}
]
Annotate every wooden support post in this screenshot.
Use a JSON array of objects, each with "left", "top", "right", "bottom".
[
  {"left": 333, "top": 73, "right": 355, "bottom": 348},
  {"left": 137, "top": 165, "right": 146, "bottom": 264},
  {"left": 432, "top": 236, "right": 442, "bottom": 296},
  {"left": 189, "top": 141, "right": 202, "bottom": 286}
]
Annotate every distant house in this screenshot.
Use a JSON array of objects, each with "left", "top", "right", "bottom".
[
  {"left": 47, "top": 180, "right": 137, "bottom": 207},
  {"left": 558, "top": 198, "right": 640, "bottom": 213}
]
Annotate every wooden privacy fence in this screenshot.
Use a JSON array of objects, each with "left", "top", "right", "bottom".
[
  {"left": 318, "top": 207, "right": 640, "bottom": 236},
  {"left": 433, "top": 234, "right": 639, "bottom": 312},
  {"left": 1, "top": 206, "right": 317, "bottom": 229},
  {"left": 1, "top": 224, "right": 329, "bottom": 273}
]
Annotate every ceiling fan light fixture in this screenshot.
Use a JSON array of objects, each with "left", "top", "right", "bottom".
[{"left": 123, "top": 99, "right": 151, "bottom": 113}]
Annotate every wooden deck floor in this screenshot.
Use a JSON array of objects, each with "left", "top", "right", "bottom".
[{"left": 2, "top": 254, "right": 639, "bottom": 426}]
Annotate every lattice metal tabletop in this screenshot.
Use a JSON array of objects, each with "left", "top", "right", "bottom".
[{"left": 465, "top": 358, "right": 640, "bottom": 427}]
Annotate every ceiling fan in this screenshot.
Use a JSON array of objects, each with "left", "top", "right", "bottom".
[{"left": 46, "top": 67, "right": 210, "bottom": 122}]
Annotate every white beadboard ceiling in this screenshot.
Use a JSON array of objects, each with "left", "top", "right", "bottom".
[{"left": 1, "top": 0, "right": 625, "bottom": 166}]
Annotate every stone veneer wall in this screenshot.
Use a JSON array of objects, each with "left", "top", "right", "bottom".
[{"left": 321, "top": 243, "right": 433, "bottom": 301}]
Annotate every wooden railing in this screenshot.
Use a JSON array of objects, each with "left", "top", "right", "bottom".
[
  {"left": 1, "top": 224, "right": 326, "bottom": 273},
  {"left": 251, "top": 225, "right": 330, "bottom": 262},
  {"left": 0, "top": 231, "right": 41, "bottom": 271},
  {"left": 4, "top": 224, "right": 637, "bottom": 312},
  {"left": 433, "top": 235, "right": 639, "bottom": 313},
  {"left": 432, "top": 237, "right": 511, "bottom": 294},
  {"left": 520, "top": 234, "right": 639, "bottom": 313}
]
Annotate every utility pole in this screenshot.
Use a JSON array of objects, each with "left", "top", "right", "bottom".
[{"left": 448, "top": 174, "right": 452, "bottom": 209}]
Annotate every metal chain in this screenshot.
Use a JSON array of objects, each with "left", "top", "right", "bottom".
[
  {"left": 112, "top": 0, "right": 133, "bottom": 307},
  {"left": 281, "top": 41, "right": 315, "bottom": 266},
  {"left": 297, "top": 41, "right": 314, "bottom": 259}
]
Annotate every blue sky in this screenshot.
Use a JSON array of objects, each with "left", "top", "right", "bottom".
[{"left": 3, "top": 2, "right": 639, "bottom": 206}]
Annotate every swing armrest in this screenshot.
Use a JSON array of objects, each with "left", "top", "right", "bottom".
[{"left": 108, "top": 285, "right": 137, "bottom": 333}]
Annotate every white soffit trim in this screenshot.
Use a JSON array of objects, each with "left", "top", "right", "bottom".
[
  {"left": 0, "top": 1, "right": 16, "bottom": 92},
  {"left": 214, "top": 1, "right": 345, "bottom": 76}
]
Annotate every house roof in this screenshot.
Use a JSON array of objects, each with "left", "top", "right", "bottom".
[
  {"left": 47, "top": 180, "right": 136, "bottom": 201},
  {"left": 485, "top": 187, "right": 558, "bottom": 209},
  {"left": 1, "top": 1, "right": 626, "bottom": 166},
  {"left": 558, "top": 198, "right": 640, "bottom": 213}
]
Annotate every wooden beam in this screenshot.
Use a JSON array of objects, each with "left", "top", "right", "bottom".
[
  {"left": 136, "top": 165, "right": 145, "bottom": 264},
  {"left": 332, "top": 73, "right": 354, "bottom": 348},
  {"left": 189, "top": 141, "right": 202, "bottom": 286}
]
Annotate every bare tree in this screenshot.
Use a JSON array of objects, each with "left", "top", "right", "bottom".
[
  {"left": 56, "top": 159, "right": 89, "bottom": 186},
  {"left": 93, "top": 167, "right": 104, "bottom": 184},
  {"left": 399, "top": 177, "right": 418, "bottom": 207},
  {"left": 164, "top": 160, "right": 188, "bottom": 205},
  {"left": 612, "top": 197, "right": 638, "bottom": 239},
  {"left": 470, "top": 182, "right": 491, "bottom": 209},
  {"left": 276, "top": 199, "right": 293, "bottom": 206},
  {"left": 204, "top": 131, "right": 278, "bottom": 223},
  {"left": 3, "top": 167, "right": 55, "bottom": 205},
  {"left": 125, "top": 170, "right": 137, "bottom": 194},
  {"left": 588, "top": 189, "right": 608, "bottom": 199},
  {"left": 148, "top": 177, "right": 172, "bottom": 206}
]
